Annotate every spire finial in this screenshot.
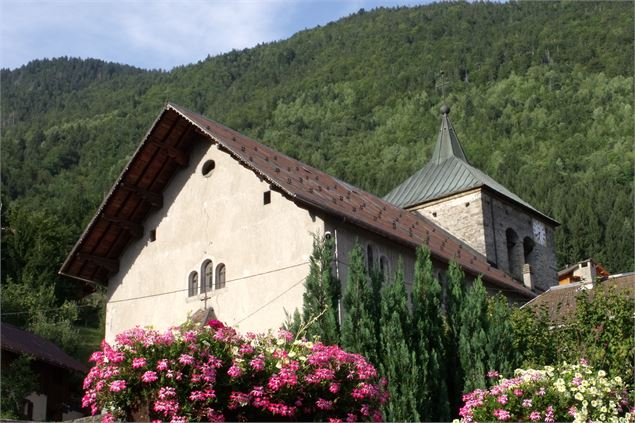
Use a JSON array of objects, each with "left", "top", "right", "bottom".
[{"left": 440, "top": 104, "right": 450, "bottom": 115}]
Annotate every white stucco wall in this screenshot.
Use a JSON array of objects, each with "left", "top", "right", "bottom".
[{"left": 105, "top": 138, "right": 324, "bottom": 341}]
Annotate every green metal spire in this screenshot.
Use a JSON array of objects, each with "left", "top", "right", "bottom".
[
  {"left": 383, "top": 104, "right": 559, "bottom": 225},
  {"left": 430, "top": 105, "right": 468, "bottom": 165}
]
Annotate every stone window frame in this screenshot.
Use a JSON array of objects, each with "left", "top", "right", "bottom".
[
  {"left": 216, "top": 263, "right": 226, "bottom": 289},
  {"left": 188, "top": 271, "right": 199, "bottom": 297},
  {"left": 201, "top": 259, "right": 214, "bottom": 293}
]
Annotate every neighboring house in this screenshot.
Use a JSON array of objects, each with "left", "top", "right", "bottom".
[
  {"left": 522, "top": 272, "right": 635, "bottom": 324},
  {"left": 558, "top": 258, "right": 610, "bottom": 285},
  {"left": 0, "top": 322, "right": 87, "bottom": 421},
  {"left": 60, "top": 103, "right": 557, "bottom": 341}
]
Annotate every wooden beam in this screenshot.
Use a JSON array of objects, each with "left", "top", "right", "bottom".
[
  {"left": 149, "top": 141, "right": 188, "bottom": 166},
  {"left": 120, "top": 182, "right": 163, "bottom": 208},
  {"left": 77, "top": 253, "right": 119, "bottom": 273},
  {"left": 102, "top": 215, "right": 144, "bottom": 239}
]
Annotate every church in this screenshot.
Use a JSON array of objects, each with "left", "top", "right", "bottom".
[{"left": 60, "top": 103, "right": 558, "bottom": 341}]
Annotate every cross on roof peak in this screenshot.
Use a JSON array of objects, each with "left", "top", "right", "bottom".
[{"left": 435, "top": 70, "right": 450, "bottom": 105}]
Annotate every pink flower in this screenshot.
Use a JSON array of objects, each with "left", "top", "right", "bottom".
[
  {"left": 522, "top": 399, "right": 532, "bottom": 408},
  {"left": 141, "top": 371, "right": 158, "bottom": 383},
  {"left": 250, "top": 357, "right": 265, "bottom": 371},
  {"left": 132, "top": 357, "right": 147, "bottom": 368},
  {"left": 487, "top": 370, "right": 500, "bottom": 378},
  {"left": 316, "top": 398, "right": 333, "bottom": 410},
  {"left": 227, "top": 364, "right": 242, "bottom": 378},
  {"left": 536, "top": 387, "right": 546, "bottom": 396},
  {"left": 157, "top": 359, "right": 169, "bottom": 371},
  {"left": 109, "top": 380, "right": 126, "bottom": 392},
  {"left": 568, "top": 406, "right": 577, "bottom": 417},
  {"left": 329, "top": 382, "right": 341, "bottom": 394},
  {"left": 346, "top": 413, "right": 358, "bottom": 422},
  {"left": 580, "top": 358, "right": 589, "bottom": 365},
  {"left": 179, "top": 354, "right": 195, "bottom": 365},
  {"left": 493, "top": 408, "right": 511, "bottom": 421},
  {"left": 545, "top": 405, "right": 555, "bottom": 423},
  {"left": 206, "top": 319, "right": 225, "bottom": 330},
  {"left": 513, "top": 389, "right": 523, "bottom": 397},
  {"left": 102, "top": 413, "right": 114, "bottom": 423},
  {"left": 496, "top": 394, "right": 508, "bottom": 405},
  {"left": 159, "top": 387, "right": 176, "bottom": 400},
  {"left": 529, "top": 411, "right": 541, "bottom": 421}
]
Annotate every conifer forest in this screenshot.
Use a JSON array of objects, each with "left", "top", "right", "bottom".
[{"left": 1, "top": 1, "right": 633, "bottom": 360}]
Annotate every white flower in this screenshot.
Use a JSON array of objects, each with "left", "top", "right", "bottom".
[
  {"left": 575, "top": 392, "right": 584, "bottom": 401},
  {"left": 598, "top": 370, "right": 606, "bottom": 377}
]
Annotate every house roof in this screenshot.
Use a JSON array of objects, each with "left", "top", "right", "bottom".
[
  {"left": 383, "top": 107, "right": 559, "bottom": 226},
  {"left": 59, "top": 103, "right": 535, "bottom": 299},
  {"left": 0, "top": 322, "right": 88, "bottom": 373},
  {"left": 522, "top": 273, "right": 635, "bottom": 323},
  {"left": 558, "top": 258, "right": 610, "bottom": 279}
]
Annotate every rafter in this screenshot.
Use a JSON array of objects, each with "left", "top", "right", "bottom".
[
  {"left": 120, "top": 182, "right": 163, "bottom": 208},
  {"left": 149, "top": 141, "right": 188, "bottom": 166},
  {"left": 77, "top": 253, "right": 119, "bottom": 273},
  {"left": 101, "top": 214, "right": 144, "bottom": 239}
]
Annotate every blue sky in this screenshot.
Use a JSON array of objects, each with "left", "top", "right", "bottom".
[{"left": 1, "top": 0, "right": 430, "bottom": 71}]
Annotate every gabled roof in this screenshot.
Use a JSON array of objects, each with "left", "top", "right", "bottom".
[
  {"left": 60, "top": 103, "right": 535, "bottom": 298},
  {"left": 522, "top": 273, "right": 635, "bottom": 324},
  {"left": 1, "top": 322, "right": 88, "bottom": 372},
  {"left": 384, "top": 107, "right": 559, "bottom": 226}
]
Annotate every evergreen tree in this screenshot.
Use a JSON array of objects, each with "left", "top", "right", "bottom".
[
  {"left": 300, "top": 234, "right": 341, "bottom": 344},
  {"left": 445, "top": 261, "right": 466, "bottom": 412},
  {"left": 341, "top": 244, "right": 379, "bottom": 365},
  {"left": 378, "top": 262, "right": 420, "bottom": 422},
  {"left": 485, "top": 294, "right": 519, "bottom": 378},
  {"left": 459, "top": 277, "right": 489, "bottom": 393},
  {"left": 411, "top": 246, "right": 450, "bottom": 421}
]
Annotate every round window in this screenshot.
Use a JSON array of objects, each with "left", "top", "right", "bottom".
[{"left": 201, "top": 160, "right": 215, "bottom": 177}]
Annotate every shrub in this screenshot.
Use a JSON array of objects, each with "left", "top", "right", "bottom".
[
  {"left": 82, "top": 321, "right": 387, "bottom": 422},
  {"left": 458, "top": 361, "right": 633, "bottom": 423}
]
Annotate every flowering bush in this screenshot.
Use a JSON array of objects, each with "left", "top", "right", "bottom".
[
  {"left": 459, "top": 361, "right": 633, "bottom": 423},
  {"left": 82, "top": 321, "right": 387, "bottom": 422}
]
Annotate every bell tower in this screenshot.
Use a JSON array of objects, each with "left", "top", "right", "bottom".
[{"left": 384, "top": 105, "right": 559, "bottom": 292}]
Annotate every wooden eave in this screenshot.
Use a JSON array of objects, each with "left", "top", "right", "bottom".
[{"left": 60, "top": 103, "right": 535, "bottom": 299}]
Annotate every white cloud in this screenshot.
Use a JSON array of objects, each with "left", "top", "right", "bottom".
[{"left": 0, "top": 0, "right": 427, "bottom": 70}]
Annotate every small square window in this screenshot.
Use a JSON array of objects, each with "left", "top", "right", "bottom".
[
  {"left": 149, "top": 229, "right": 156, "bottom": 242},
  {"left": 263, "top": 190, "right": 271, "bottom": 205}
]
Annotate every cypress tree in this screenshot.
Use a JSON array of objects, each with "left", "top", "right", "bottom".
[
  {"left": 459, "top": 277, "right": 489, "bottom": 393},
  {"left": 411, "top": 246, "right": 450, "bottom": 421},
  {"left": 485, "top": 294, "right": 519, "bottom": 379},
  {"left": 445, "top": 261, "right": 466, "bottom": 413},
  {"left": 378, "top": 262, "right": 420, "bottom": 422},
  {"left": 341, "top": 244, "right": 379, "bottom": 365},
  {"left": 301, "top": 234, "right": 341, "bottom": 344}
]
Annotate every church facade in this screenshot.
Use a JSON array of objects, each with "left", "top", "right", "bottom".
[{"left": 60, "top": 103, "right": 555, "bottom": 341}]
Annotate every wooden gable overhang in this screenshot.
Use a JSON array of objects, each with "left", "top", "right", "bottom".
[{"left": 61, "top": 103, "right": 536, "bottom": 299}]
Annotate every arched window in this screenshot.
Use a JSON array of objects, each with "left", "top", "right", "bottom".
[
  {"left": 216, "top": 263, "right": 226, "bottom": 289},
  {"left": 506, "top": 228, "right": 522, "bottom": 280},
  {"left": 201, "top": 260, "right": 213, "bottom": 293},
  {"left": 523, "top": 237, "right": 535, "bottom": 264},
  {"left": 188, "top": 271, "right": 198, "bottom": 297},
  {"left": 366, "top": 244, "right": 374, "bottom": 272},
  {"left": 379, "top": 256, "right": 390, "bottom": 280}
]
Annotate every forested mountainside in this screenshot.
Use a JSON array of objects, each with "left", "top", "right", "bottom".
[{"left": 1, "top": 1, "right": 632, "bottom": 353}]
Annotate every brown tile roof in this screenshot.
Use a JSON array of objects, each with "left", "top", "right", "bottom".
[
  {"left": 1, "top": 322, "right": 88, "bottom": 373},
  {"left": 522, "top": 273, "right": 635, "bottom": 323},
  {"left": 60, "top": 103, "right": 535, "bottom": 299}
]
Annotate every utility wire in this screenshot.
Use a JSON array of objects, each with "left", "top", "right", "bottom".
[
  {"left": 99, "top": 260, "right": 309, "bottom": 304},
  {"left": 234, "top": 276, "right": 306, "bottom": 325}
]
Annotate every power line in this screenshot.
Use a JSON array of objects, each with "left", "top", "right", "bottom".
[
  {"left": 108, "top": 260, "right": 309, "bottom": 304},
  {"left": 234, "top": 276, "right": 307, "bottom": 325}
]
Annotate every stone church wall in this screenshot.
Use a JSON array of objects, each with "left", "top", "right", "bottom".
[
  {"left": 412, "top": 189, "right": 487, "bottom": 257},
  {"left": 106, "top": 139, "right": 323, "bottom": 341},
  {"left": 482, "top": 190, "right": 557, "bottom": 292}
]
